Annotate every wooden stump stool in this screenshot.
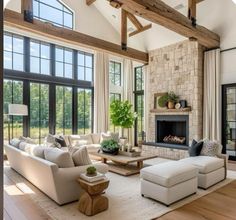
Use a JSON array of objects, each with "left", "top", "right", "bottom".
[{"left": 77, "top": 178, "right": 109, "bottom": 216}]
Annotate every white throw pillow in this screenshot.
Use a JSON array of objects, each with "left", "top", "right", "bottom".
[
  {"left": 45, "top": 134, "right": 61, "bottom": 148},
  {"left": 100, "top": 132, "right": 112, "bottom": 143},
  {"left": 19, "top": 136, "right": 36, "bottom": 144},
  {"left": 9, "top": 138, "right": 22, "bottom": 148},
  {"left": 44, "top": 148, "right": 75, "bottom": 168},
  {"left": 71, "top": 146, "right": 92, "bottom": 166},
  {"left": 91, "top": 133, "right": 101, "bottom": 144},
  {"left": 32, "top": 146, "right": 50, "bottom": 159},
  {"left": 70, "top": 134, "right": 93, "bottom": 147},
  {"left": 200, "top": 139, "right": 222, "bottom": 157},
  {"left": 19, "top": 142, "right": 29, "bottom": 151}
]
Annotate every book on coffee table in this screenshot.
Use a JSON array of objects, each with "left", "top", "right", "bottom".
[{"left": 80, "top": 172, "right": 105, "bottom": 182}]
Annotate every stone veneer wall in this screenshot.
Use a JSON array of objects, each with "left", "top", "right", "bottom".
[{"left": 146, "top": 40, "right": 204, "bottom": 144}]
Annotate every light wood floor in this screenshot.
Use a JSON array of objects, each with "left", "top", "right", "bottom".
[
  {"left": 4, "top": 160, "right": 236, "bottom": 220},
  {"left": 156, "top": 180, "right": 236, "bottom": 220}
]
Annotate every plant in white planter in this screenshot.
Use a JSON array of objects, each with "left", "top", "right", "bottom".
[{"left": 110, "top": 100, "right": 137, "bottom": 144}]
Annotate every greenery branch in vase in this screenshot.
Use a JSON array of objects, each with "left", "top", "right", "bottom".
[
  {"left": 158, "top": 92, "right": 179, "bottom": 109},
  {"left": 110, "top": 100, "right": 137, "bottom": 146}
]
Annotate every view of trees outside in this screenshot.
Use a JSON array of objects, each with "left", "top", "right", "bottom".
[
  {"left": 3, "top": 79, "right": 24, "bottom": 142},
  {"left": 78, "top": 89, "right": 92, "bottom": 134},
  {"left": 56, "top": 86, "right": 73, "bottom": 135},
  {"left": 30, "top": 83, "right": 49, "bottom": 143}
]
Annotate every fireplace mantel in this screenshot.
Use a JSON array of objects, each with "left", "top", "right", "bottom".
[{"left": 150, "top": 107, "right": 191, "bottom": 114}]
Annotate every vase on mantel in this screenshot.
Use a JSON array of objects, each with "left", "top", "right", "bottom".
[{"left": 167, "top": 101, "right": 175, "bottom": 109}]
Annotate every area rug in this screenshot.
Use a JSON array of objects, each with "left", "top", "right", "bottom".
[{"left": 4, "top": 159, "right": 236, "bottom": 220}]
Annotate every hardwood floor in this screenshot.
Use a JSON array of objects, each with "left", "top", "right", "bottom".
[
  {"left": 228, "top": 160, "right": 236, "bottom": 171},
  {"left": 156, "top": 180, "right": 236, "bottom": 220},
  {"left": 4, "top": 173, "right": 51, "bottom": 220}
]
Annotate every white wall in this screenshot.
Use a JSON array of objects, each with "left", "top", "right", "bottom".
[{"left": 221, "top": 50, "right": 236, "bottom": 84}]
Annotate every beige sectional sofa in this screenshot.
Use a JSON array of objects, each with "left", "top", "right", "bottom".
[{"left": 5, "top": 144, "right": 108, "bottom": 205}]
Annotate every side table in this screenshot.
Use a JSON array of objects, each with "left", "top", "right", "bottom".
[{"left": 77, "top": 178, "right": 109, "bottom": 216}]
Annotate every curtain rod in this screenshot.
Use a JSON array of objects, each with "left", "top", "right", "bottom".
[{"left": 221, "top": 47, "right": 236, "bottom": 53}]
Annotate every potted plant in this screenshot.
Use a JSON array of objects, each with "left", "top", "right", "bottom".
[
  {"left": 158, "top": 93, "right": 168, "bottom": 108},
  {"left": 100, "top": 139, "right": 119, "bottom": 155},
  {"left": 86, "top": 166, "right": 97, "bottom": 177},
  {"left": 166, "top": 91, "right": 179, "bottom": 109},
  {"left": 110, "top": 100, "right": 137, "bottom": 142}
]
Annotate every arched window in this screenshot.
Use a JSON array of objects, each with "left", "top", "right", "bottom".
[{"left": 33, "top": 0, "right": 73, "bottom": 29}]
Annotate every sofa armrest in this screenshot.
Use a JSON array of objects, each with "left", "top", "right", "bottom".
[{"left": 217, "top": 153, "right": 228, "bottom": 178}]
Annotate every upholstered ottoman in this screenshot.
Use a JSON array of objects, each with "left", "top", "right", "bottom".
[
  {"left": 180, "top": 156, "right": 225, "bottom": 189},
  {"left": 140, "top": 161, "right": 198, "bottom": 205}
]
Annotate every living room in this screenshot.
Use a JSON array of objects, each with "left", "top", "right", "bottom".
[{"left": 1, "top": 0, "right": 236, "bottom": 219}]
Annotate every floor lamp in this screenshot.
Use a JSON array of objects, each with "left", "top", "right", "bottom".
[{"left": 8, "top": 104, "right": 28, "bottom": 143}]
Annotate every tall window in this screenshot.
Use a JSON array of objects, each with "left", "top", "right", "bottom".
[
  {"left": 56, "top": 86, "right": 73, "bottom": 135},
  {"left": 109, "top": 61, "right": 121, "bottom": 86},
  {"left": 77, "top": 52, "right": 93, "bottom": 81},
  {"left": 78, "top": 89, "right": 92, "bottom": 134},
  {"left": 55, "top": 47, "right": 73, "bottom": 78},
  {"left": 4, "top": 33, "right": 24, "bottom": 71},
  {"left": 30, "top": 40, "right": 50, "bottom": 75},
  {"left": 33, "top": 0, "right": 73, "bottom": 29},
  {"left": 3, "top": 80, "right": 23, "bottom": 142},
  {"left": 109, "top": 93, "right": 121, "bottom": 132},
  {"left": 30, "top": 83, "right": 49, "bottom": 143},
  {"left": 134, "top": 67, "right": 144, "bottom": 145}
]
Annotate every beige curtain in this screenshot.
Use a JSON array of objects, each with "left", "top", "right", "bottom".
[
  {"left": 94, "top": 52, "right": 109, "bottom": 133},
  {"left": 123, "top": 59, "right": 134, "bottom": 145},
  {"left": 143, "top": 65, "right": 150, "bottom": 142},
  {"left": 203, "top": 49, "right": 221, "bottom": 141}
]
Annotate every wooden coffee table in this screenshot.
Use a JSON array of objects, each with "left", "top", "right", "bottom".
[
  {"left": 90, "top": 151, "right": 157, "bottom": 176},
  {"left": 77, "top": 178, "right": 109, "bottom": 216}
]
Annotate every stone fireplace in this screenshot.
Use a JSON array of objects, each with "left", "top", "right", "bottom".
[{"left": 144, "top": 40, "right": 204, "bottom": 152}]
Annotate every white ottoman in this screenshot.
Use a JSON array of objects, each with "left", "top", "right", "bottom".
[
  {"left": 140, "top": 161, "right": 198, "bottom": 205},
  {"left": 180, "top": 156, "right": 225, "bottom": 189}
]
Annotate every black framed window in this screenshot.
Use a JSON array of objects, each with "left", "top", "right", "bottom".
[
  {"left": 3, "top": 79, "right": 24, "bottom": 142},
  {"left": 4, "top": 33, "right": 24, "bottom": 71},
  {"left": 33, "top": 0, "right": 73, "bottom": 29},
  {"left": 134, "top": 66, "right": 144, "bottom": 146},
  {"left": 30, "top": 83, "right": 49, "bottom": 143},
  {"left": 222, "top": 84, "right": 236, "bottom": 160},
  {"left": 56, "top": 86, "right": 73, "bottom": 135},
  {"left": 55, "top": 46, "right": 73, "bottom": 78},
  {"left": 77, "top": 52, "right": 93, "bottom": 82},
  {"left": 30, "top": 40, "right": 50, "bottom": 75},
  {"left": 109, "top": 61, "right": 121, "bottom": 86},
  {"left": 78, "top": 89, "right": 92, "bottom": 134}
]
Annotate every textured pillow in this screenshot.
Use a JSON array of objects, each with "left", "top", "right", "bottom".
[
  {"left": 45, "top": 134, "right": 61, "bottom": 148},
  {"left": 63, "top": 135, "right": 71, "bottom": 147},
  {"left": 100, "top": 132, "right": 112, "bottom": 143},
  {"left": 200, "top": 140, "right": 222, "bottom": 157},
  {"left": 10, "top": 138, "right": 22, "bottom": 148},
  {"left": 44, "top": 148, "right": 74, "bottom": 168},
  {"left": 55, "top": 135, "right": 67, "bottom": 147},
  {"left": 91, "top": 133, "right": 101, "bottom": 144},
  {"left": 32, "top": 146, "right": 50, "bottom": 158},
  {"left": 70, "top": 134, "right": 93, "bottom": 147},
  {"left": 71, "top": 146, "right": 92, "bottom": 166},
  {"left": 19, "top": 141, "right": 29, "bottom": 151},
  {"left": 189, "top": 139, "right": 204, "bottom": 157}
]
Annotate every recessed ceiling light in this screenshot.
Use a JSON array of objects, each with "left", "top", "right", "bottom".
[{"left": 112, "top": 14, "right": 116, "bottom": 19}]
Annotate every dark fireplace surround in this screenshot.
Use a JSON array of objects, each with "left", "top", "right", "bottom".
[{"left": 155, "top": 115, "right": 189, "bottom": 148}]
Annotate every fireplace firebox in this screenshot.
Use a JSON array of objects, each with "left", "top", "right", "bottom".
[{"left": 155, "top": 115, "right": 189, "bottom": 147}]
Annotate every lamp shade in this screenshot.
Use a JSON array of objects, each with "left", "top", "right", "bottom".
[{"left": 8, "top": 104, "right": 28, "bottom": 116}]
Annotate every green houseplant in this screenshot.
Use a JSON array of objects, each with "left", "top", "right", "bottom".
[
  {"left": 167, "top": 91, "right": 179, "bottom": 109},
  {"left": 86, "top": 166, "right": 97, "bottom": 176},
  {"left": 100, "top": 139, "right": 119, "bottom": 155},
  {"left": 110, "top": 100, "right": 137, "bottom": 138}
]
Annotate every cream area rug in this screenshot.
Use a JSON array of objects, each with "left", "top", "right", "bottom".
[{"left": 4, "top": 158, "right": 236, "bottom": 220}]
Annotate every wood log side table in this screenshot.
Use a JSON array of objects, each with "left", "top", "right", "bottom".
[{"left": 77, "top": 178, "right": 110, "bottom": 216}]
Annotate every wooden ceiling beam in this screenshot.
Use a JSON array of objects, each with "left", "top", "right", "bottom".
[
  {"left": 121, "top": 9, "right": 128, "bottom": 50},
  {"left": 21, "top": 0, "right": 33, "bottom": 14},
  {"left": 114, "top": 0, "right": 219, "bottom": 48},
  {"left": 86, "top": 0, "right": 96, "bottom": 6},
  {"left": 126, "top": 12, "right": 143, "bottom": 30},
  {"left": 109, "top": 0, "right": 122, "bottom": 9},
  {"left": 129, "top": 23, "right": 152, "bottom": 37},
  {"left": 188, "top": 0, "right": 197, "bottom": 26},
  {"left": 4, "top": 9, "right": 148, "bottom": 63}
]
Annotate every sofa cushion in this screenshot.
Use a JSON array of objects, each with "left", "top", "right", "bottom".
[
  {"left": 140, "top": 161, "right": 198, "bottom": 188},
  {"left": 44, "top": 148, "right": 75, "bottom": 168},
  {"left": 200, "top": 140, "right": 222, "bottom": 157},
  {"left": 189, "top": 139, "right": 204, "bottom": 157},
  {"left": 10, "top": 138, "right": 22, "bottom": 148},
  {"left": 71, "top": 146, "right": 92, "bottom": 166},
  {"left": 31, "top": 146, "right": 50, "bottom": 159},
  {"left": 45, "top": 134, "right": 61, "bottom": 148},
  {"left": 70, "top": 134, "right": 93, "bottom": 147},
  {"left": 19, "top": 142, "right": 30, "bottom": 151},
  {"left": 180, "top": 156, "right": 224, "bottom": 174},
  {"left": 91, "top": 133, "right": 100, "bottom": 144}
]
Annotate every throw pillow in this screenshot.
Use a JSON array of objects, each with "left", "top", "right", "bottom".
[
  {"left": 71, "top": 146, "right": 92, "bottom": 166},
  {"left": 32, "top": 146, "right": 50, "bottom": 159},
  {"left": 200, "top": 140, "right": 222, "bottom": 157},
  {"left": 107, "top": 131, "right": 119, "bottom": 143},
  {"left": 56, "top": 135, "right": 67, "bottom": 147},
  {"left": 44, "top": 148, "right": 75, "bottom": 168},
  {"left": 91, "top": 133, "right": 101, "bottom": 144},
  {"left": 19, "top": 141, "right": 28, "bottom": 151},
  {"left": 45, "top": 134, "right": 61, "bottom": 148},
  {"left": 19, "top": 136, "right": 36, "bottom": 144},
  {"left": 100, "top": 132, "right": 112, "bottom": 143},
  {"left": 70, "top": 134, "right": 93, "bottom": 147},
  {"left": 189, "top": 139, "right": 204, "bottom": 157},
  {"left": 9, "top": 138, "right": 22, "bottom": 148}
]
